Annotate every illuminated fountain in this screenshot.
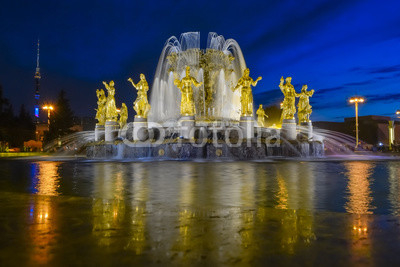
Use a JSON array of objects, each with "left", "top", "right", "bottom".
[
  {"left": 149, "top": 32, "right": 246, "bottom": 124},
  {"left": 86, "top": 32, "right": 325, "bottom": 160}
]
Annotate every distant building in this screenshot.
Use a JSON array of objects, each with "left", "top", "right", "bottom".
[{"left": 314, "top": 115, "right": 400, "bottom": 147}]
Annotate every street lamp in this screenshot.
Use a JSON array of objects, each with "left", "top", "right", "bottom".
[
  {"left": 349, "top": 97, "right": 365, "bottom": 149},
  {"left": 396, "top": 110, "right": 400, "bottom": 116},
  {"left": 42, "top": 105, "right": 54, "bottom": 125}
]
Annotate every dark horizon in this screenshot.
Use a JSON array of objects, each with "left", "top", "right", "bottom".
[{"left": 1, "top": 0, "right": 400, "bottom": 122}]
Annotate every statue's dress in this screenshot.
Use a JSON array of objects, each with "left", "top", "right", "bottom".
[
  {"left": 106, "top": 95, "right": 118, "bottom": 121},
  {"left": 241, "top": 86, "right": 253, "bottom": 116},
  {"left": 180, "top": 85, "right": 195, "bottom": 115}
]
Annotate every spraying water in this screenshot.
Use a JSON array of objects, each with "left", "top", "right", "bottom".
[{"left": 149, "top": 32, "right": 247, "bottom": 125}]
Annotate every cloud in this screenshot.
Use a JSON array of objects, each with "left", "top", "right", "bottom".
[
  {"left": 350, "top": 64, "right": 400, "bottom": 75},
  {"left": 364, "top": 92, "right": 400, "bottom": 104},
  {"left": 343, "top": 80, "right": 375, "bottom": 86}
]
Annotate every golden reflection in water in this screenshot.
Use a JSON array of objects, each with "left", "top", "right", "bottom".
[
  {"left": 29, "top": 196, "right": 57, "bottom": 265},
  {"left": 33, "top": 161, "right": 61, "bottom": 196},
  {"left": 276, "top": 174, "right": 289, "bottom": 210},
  {"left": 239, "top": 162, "right": 256, "bottom": 250},
  {"left": 344, "top": 161, "right": 375, "bottom": 215},
  {"left": 344, "top": 161, "right": 374, "bottom": 262},
  {"left": 274, "top": 163, "right": 315, "bottom": 254},
  {"left": 388, "top": 162, "right": 400, "bottom": 215},
  {"left": 127, "top": 163, "right": 148, "bottom": 255},
  {"left": 28, "top": 161, "right": 61, "bottom": 264},
  {"left": 175, "top": 164, "right": 196, "bottom": 254},
  {"left": 92, "top": 163, "right": 126, "bottom": 247}
]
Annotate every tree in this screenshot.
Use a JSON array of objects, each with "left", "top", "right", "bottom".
[
  {"left": 45, "top": 90, "right": 75, "bottom": 142},
  {"left": 16, "top": 104, "right": 35, "bottom": 144}
]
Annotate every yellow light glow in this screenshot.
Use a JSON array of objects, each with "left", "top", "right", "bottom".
[
  {"left": 42, "top": 105, "right": 54, "bottom": 110},
  {"left": 349, "top": 97, "right": 365, "bottom": 104},
  {"left": 396, "top": 110, "right": 400, "bottom": 115}
]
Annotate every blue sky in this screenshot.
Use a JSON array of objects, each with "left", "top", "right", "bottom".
[{"left": 0, "top": 0, "right": 399, "bottom": 121}]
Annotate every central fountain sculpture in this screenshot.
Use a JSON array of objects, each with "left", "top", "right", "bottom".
[{"left": 87, "top": 32, "right": 324, "bottom": 160}]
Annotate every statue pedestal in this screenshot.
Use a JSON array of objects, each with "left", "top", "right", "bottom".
[
  {"left": 180, "top": 116, "right": 195, "bottom": 139},
  {"left": 133, "top": 117, "right": 149, "bottom": 141},
  {"left": 240, "top": 116, "right": 255, "bottom": 139},
  {"left": 105, "top": 121, "right": 119, "bottom": 142},
  {"left": 300, "top": 121, "right": 313, "bottom": 140},
  {"left": 95, "top": 124, "right": 105, "bottom": 142},
  {"left": 282, "top": 119, "right": 297, "bottom": 141}
]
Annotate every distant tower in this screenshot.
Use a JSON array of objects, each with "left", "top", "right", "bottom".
[{"left": 34, "top": 39, "right": 41, "bottom": 122}]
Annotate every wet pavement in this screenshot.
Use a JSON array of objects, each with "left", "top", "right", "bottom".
[{"left": 1, "top": 159, "right": 400, "bottom": 265}]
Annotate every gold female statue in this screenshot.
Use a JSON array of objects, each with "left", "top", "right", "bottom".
[
  {"left": 174, "top": 66, "right": 202, "bottom": 116},
  {"left": 95, "top": 89, "right": 106, "bottom": 125},
  {"left": 119, "top": 103, "right": 128, "bottom": 128},
  {"left": 232, "top": 68, "right": 262, "bottom": 117},
  {"left": 256, "top": 104, "right": 268, "bottom": 127},
  {"left": 279, "top": 77, "right": 297, "bottom": 121},
  {"left": 128, "top": 74, "right": 151, "bottom": 118},
  {"left": 103, "top": 80, "right": 118, "bottom": 122},
  {"left": 296, "top": 85, "right": 314, "bottom": 123}
]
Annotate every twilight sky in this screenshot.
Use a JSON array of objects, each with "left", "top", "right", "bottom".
[{"left": 1, "top": 0, "right": 400, "bottom": 121}]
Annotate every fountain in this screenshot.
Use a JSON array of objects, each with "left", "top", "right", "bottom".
[{"left": 86, "top": 32, "right": 324, "bottom": 160}]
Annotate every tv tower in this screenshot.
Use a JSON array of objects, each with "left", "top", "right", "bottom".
[{"left": 34, "top": 39, "right": 41, "bottom": 122}]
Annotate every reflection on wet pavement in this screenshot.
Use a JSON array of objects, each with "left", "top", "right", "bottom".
[{"left": 0, "top": 160, "right": 400, "bottom": 265}]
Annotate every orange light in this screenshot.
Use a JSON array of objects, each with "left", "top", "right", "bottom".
[
  {"left": 349, "top": 97, "right": 365, "bottom": 104},
  {"left": 43, "top": 105, "right": 54, "bottom": 110},
  {"left": 396, "top": 110, "right": 400, "bottom": 115}
]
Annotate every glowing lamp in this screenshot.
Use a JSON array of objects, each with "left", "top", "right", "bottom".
[{"left": 349, "top": 96, "right": 366, "bottom": 149}]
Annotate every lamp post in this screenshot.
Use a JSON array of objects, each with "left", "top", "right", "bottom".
[
  {"left": 42, "top": 105, "right": 54, "bottom": 125},
  {"left": 349, "top": 97, "right": 365, "bottom": 149}
]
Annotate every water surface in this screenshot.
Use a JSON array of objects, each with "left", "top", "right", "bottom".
[{"left": 1, "top": 159, "right": 400, "bottom": 265}]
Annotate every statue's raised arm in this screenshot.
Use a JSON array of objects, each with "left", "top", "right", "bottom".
[
  {"left": 279, "top": 76, "right": 285, "bottom": 93},
  {"left": 252, "top": 76, "right": 262, "bottom": 86},
  {"left": 191, "top": 76, "right": 202, "bottom": 88},
  {"left": 127, "top": 77, "right": 137, "bottom": 89}
]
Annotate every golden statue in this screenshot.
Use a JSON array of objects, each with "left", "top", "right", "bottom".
[
  {"left": 95, "top": 89, "right": 106, "bottom": 125},
  {"left": 256, "top": 104, "right": 268, "bottom": 127},
  {"left": 128, "top": 74, "right": 151, "bottom": 118},
  {"left": 174, "top": 66, "right": 202, "bottom": 116},
  {"left": 119, "top": 103, "right": 128, "bottom": 128},
  {"left": 232, "top": 68, "right": 262, "bottom": 117},
  {"left": 279, "top": 77, "right": 297, "bottom": 121},
  {"left": 103, "top": 81, "right": 118, "bottom": 122},
  {"left": 296, "top": 85, "right": 314, "bottom": 123}
]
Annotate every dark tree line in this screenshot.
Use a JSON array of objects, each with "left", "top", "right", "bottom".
[
  {"left": 0, "top": 85, "right": 76, "bottom": 150},
  {"left": 0, "top": 85, "right": 35, "bottom": 149},
  {"left": 44, "top": 90, "right": 75, "bottom": 143}
]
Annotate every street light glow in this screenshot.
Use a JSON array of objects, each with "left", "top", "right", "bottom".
[
  {"left": 43, "top": 105, "right": 54, "bottom": 110},
  {"left": 349, "top": 97, "right": 365, "bottom": 103}
]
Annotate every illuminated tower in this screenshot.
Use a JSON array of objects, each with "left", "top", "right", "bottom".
[{"left": 34, "top": 39, "right": 41, "bottom": 122}]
